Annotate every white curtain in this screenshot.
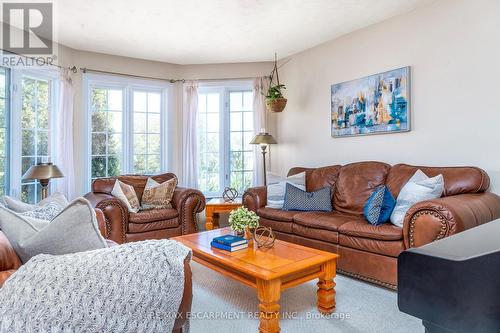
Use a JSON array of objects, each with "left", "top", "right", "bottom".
[
  {"left": 53, "top": 69, "right": 76, "bottom": 199},
  {"left": 182, "top": 81, "right": 199, "bottom": 188},
  {"left": 252, "top": 77, "right": 268, "bottom": 186}
]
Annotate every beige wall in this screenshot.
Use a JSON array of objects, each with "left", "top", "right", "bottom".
[
  {"left": 56, "top": 46, "right": 272, "bottom": 195},
  {"left": 272, "top": 0, "right": 500, "bottom": 193}
]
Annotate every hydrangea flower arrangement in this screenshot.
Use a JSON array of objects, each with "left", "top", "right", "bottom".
[{"left": 228, "top": 207, "right": 260, "bottom": 233}]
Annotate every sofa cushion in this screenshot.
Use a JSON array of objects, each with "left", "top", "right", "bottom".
[
  {"left": 128, "top": 219, "right": 179, "bottom": 233},
  {"left": 257, "top": 207, "right": 298, "bottom": 222},
  {"left": 111, "top": 180, "right": 140, "bottom": 213},
  {"left": 292, "top": 223, "right": 339, "bottom": 244},
  {"left": 386, "top": 164, "right": 489, "bottom": 198},
  {"left": 288, "top": 165, "right": 341, "bottom": 192},
  {"left": 363, "top": 185, "right": 396, "bottom": 226},
  {"left": 338, "top": 234, "right": 404, "bottom": 257},
  {"left": 259, "top": 217, "right": 293, "bottom": 234},
  {"left": 390, "top": 170, "right": 444, "bottom": 227},
  {"left": 129, "top": 208, "right": 179, "bottom": 224},
  {"left": 0, "top": 198, "right": 108, "bottom": 263},
  {"left": 282, "top": 184, "right": 332, "bottom": 212},
  {"left": 141, "top": 177, "right": 177, "bottom": 210},
  {"left": 266, "top": 172, "right": 306, "bottom": 209},
  {"left": 293, "top": 211, "right": 360, "bottom": 232},
  {"left": 338, "top": 220, "right": 403, "bottom": 241},
  {"left": 334, "top": 162, "right": 390, "bottom": 215}
]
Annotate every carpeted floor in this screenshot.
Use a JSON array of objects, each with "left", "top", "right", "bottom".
[{"left": 189, "top": 261, "right": 422, "bottom": 333}]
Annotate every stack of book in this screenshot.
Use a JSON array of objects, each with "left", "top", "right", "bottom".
[{"left": 210, "top": 235, "right": 248, "bottom": 252}]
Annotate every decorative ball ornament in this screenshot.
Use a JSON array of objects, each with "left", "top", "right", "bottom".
[
  {"left": 253, "top": 226, "right": 276, "bottom": 248},
  {"left": 222, "top": 187, "right": 238, "bottom": 202}
]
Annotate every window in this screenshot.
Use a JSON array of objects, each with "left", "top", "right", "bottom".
[
  {"left": 197, "top": 84, "right": 254, "bottom": 197},
  {"left": 20, "top": 76, "right": 51, "bottom": 202},
  {"left": 229, "top": 91, "right": 254, "bottom": 191},
  {"left": 0, "top": 67, "right": 58, "bottom": 203},
  {"left": 90, "top": 87, "right": 123, "bottom": 181},
  {"left": 132, "top": 91, "right": 161, "bottom": 173},
  {"left": 1, "top": 69, "right": 59, "bottom": 203},
  {"left": 0, "top": 68, "right": 9, "bottom": 197},
  {"left": 85, "top": 74, "right": 170, "bottom": 188}
]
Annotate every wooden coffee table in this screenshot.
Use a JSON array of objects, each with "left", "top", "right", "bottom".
[
  {"left": 172, "top": 228, "right": 338, "bottom": 333},
  {"left": 204, "top": 198, "right": 243, "bottom": 230}
]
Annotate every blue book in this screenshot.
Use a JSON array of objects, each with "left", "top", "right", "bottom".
[
  {"left": 210, "top": 241, "right": 248, "bottom": 252},
  {"left": 212, "top": 235, "right": 247, "bottom": 247}
]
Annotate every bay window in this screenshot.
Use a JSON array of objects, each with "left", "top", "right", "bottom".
[{"left": 197, "top": 83, "right": 254, "bottom": 197}]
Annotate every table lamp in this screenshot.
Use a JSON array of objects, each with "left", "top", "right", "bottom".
[
  {"left": 250, "top": 129, "right": 277, "bottom": 186},
  {"left": 22, "top": 162, "right": 64, "bottom": 200}
]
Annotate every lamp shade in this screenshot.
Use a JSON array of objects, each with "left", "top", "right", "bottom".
[
  {"left": 250, "top": 132, "right": 277, "bottom": 145},
  {"left": 22, "top": 162, "right": 64, "bottom": 181}
]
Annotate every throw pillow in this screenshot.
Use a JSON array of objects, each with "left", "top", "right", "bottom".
[
  {"left": 20, "top": 201, "right": 64, "bottom": 221},
  {"left": 141, "top": 177, "right": 177, "bottom": 210},
  {"left": 111, "top": 180, "right": 140, "bottom": 213},
  {"left": 0, "top": 198, "right": 108, "bottom": 263},
  {"left": 390, "top": 170, "right": 444, "bottom": 227},
  {"left": 282, "top": 183, "right": 333, "bottom": 212},
  {"left": 266, "top": 172, "right": 306, "bottom": 209},
  {"left": 3, "top": 192, "right": 68, "bottom": 213},
  {"left": 363, "top": 186, "right": 396, "bottom": 226}
]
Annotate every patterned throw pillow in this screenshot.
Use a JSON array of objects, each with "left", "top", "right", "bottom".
[
  {"left": 141, "top": 177, "right": 177, "bottom": 210},
  {"left": 111, "top": 180, "right": 140, "bottom": 213},
  {"left": 20, "top": 202, "right": 64, "bottom": 221},
  {"left": 363, "top": 186, "right": 396, "bottom": 226},
  {"left": 282, "top": 183, "right": 332, "bottom": 212}
]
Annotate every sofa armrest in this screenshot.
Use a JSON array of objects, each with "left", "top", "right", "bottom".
[
  {"left": 402, "top": 192, "right": 500, "bottom": 248},
  {"left": 84, "top": 193, "right": 128, "bottom": 244},
  {"left": 171, "top": 187, "right": 206, "bottom": 234},
  {"left": 173, "top": 257, "right": 193, "bottom": 331},
  {"left": 242, "top": 186, "right": 267, "bottom": 212}
]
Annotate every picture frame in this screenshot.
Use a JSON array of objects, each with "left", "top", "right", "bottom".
[{"left": 331, "top": 66, "right": 411, "bottom": 137}]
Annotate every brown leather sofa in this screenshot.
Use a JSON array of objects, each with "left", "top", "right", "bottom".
[
  {"left": 0, "top": 209, "right": 192, "bottom": 332},
  {"left": 243, "top": 162, "right": 500, "bottom": 289},
  {"left": 85, "top": 173, "right": 206, "bottom": 244}
]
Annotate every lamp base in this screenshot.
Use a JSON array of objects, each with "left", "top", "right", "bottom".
[{"left": 39, "top": 179, "right": 50, "bottom": 200}]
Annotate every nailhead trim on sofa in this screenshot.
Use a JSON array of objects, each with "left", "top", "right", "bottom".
[{"left": 409, "top": 210, "right": 448, "bottom": 247}]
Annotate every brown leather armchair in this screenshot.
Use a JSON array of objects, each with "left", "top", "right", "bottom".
[{"left": 85, "top": 173, "right": 206, "bottom": 244}]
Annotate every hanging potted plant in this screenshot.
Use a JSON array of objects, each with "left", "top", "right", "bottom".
[{"left": 266, "top": 54, "right": 287, "bottom": 113}]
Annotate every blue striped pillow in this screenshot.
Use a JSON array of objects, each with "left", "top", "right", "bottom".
[{"left": 282, "top": 183, "right": 332, "bottom": 212}]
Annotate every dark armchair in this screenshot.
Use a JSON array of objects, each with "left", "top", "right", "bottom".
[{"left": 85, "top": 173, "right": 205, "bottom": 244}]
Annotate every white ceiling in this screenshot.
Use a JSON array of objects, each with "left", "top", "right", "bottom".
[{"left": 56, "top": 0, "right": 434, "bottom": 65}]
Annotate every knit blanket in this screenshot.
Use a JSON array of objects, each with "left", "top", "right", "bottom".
[{"left": 0, "top": 240, "right": 191, "bottom": 333}]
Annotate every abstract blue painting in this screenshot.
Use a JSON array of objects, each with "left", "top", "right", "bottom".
[{"left": 331, "top": 67, "right": 410, "bottom": 137}]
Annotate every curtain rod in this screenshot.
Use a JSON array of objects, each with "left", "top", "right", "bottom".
[
  {"left": 80, "top": 67, "right": 184, "bottom": 83},
  {"left": 81, "top": 68, "right": 271, "bottom": 83}
]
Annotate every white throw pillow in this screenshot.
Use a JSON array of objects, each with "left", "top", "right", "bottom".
[
  {"left": 390, "top": 170, "right": 444, "bottom": 227},
  {"left": 111, "top": 180, "right": 140, "bottom": 213},
  {"left": 0, "top": 198, "right": 108, "bottom": 263},
  {"left": 3, "top": 192, "right": 69, "bottom": 213},
  {"left": 266, "top": 172, "right": 306, "bottom": 209}
]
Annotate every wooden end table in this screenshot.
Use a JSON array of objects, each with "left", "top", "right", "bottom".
[
  {"left": 205, "top": 198, "right": 242, "bottom": 230},
  {"left": 173, "top": 228, "right": 338, "bottom": 333}
]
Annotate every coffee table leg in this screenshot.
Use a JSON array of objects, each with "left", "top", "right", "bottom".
[
  {"left": 317, "top": 259, "right": 336, "bottom": 314},
  {"left": 257, "top": 278, "right": 281, "bottom": 333}
]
